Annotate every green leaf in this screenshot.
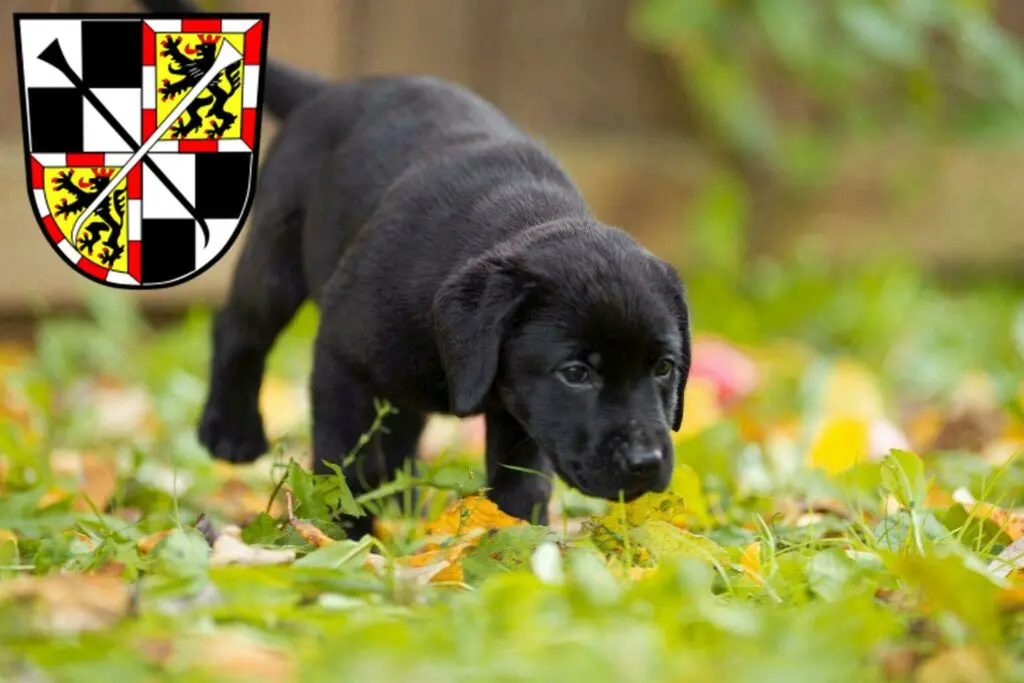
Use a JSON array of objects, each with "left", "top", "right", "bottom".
[
  {"left": 881, "top": 449, "right": 928, "bottom": 509},
  {"left": 806, "top": 548, "right": 856, "bottom": 603},
  {"left": 838, "top": 0, "right": 922, "bottom": 68},
  {"left": 241, "top": 512, "right": 284, "bottom": 545},
  {"left": 754, "top": 0, "right": 819, "bottom": 68},
  {"left": 319, "top": 461, "right": 364, "bottom": 518},
  {"left": 150, "top": 528, "right": 209, "bottom": 582},
  {"left": 293, "top": 538, "right": 371, "bottom": 570}
]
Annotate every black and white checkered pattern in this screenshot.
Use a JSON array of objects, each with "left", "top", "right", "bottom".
[
  {"left": 140, "top": 150, "right": 253, "bottom": 284},
  {"left": 22, "top": 18, "right": 143, "bottom": 155}
]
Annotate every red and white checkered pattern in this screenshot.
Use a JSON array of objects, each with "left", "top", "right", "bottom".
[{"left": 140, "top": 18, "right": 261, "bottom": 153}]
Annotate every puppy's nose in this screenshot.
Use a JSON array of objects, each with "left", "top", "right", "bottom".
[{"left": 625, "top": 446, "right": 663, "bottom": 478}]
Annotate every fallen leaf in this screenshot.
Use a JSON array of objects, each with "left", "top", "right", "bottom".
[
  {"left": 987, "top": 536, "right": 1024, "bottom": 579},
  {"left": 137, "top": 529, "right": 175, "bottom": 555},
  {"left": 818, "top": 358, "right": 886, "bottom": 422},
  {"left": 204, "top": 478, "right": 279, "bottom": 524},
  {"left": 806, "top": 416, "right": 871, "bottom": 475},
  {"left": 49, "top": 449, "right": 119, "bottom": 513},
  {"left": 912, "top": 646, "right": 996, "bottom": 683},
  {"left": 400, "top": 495, "right": 526, "bottom": 584},
  {"left": 285, "top": 489, "right": 336, "bottom": 548},
  {"left": 209, "top": 534, "right": 297, "bottom": 567},
  {"left": 426, "top": 495, "right": 525, "bottom": 539},
  {"left": 740, "top": 542, "right": 763, "bottom": 584},
  {"left": 0, "top": 574, "right": 131, "bottom": 635},
  {"left": 290, "top": 518, "right": 335, "bottom": 548},
  {"left": 147, "top": 630, "right": 297, "bottom": 682},
  {"left": 94, "top": 560, "right": 128, "bottom": 577},
  {"left": 628, "top": 566, "right": 659, "bottom": 581}
]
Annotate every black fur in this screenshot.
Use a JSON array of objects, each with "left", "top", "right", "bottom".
[{"left": 138, "top": 0, "right": 692, "bottom": 538}]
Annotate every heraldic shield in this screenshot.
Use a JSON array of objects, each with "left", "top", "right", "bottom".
[{"left": 14, "top": 13, "right": 269, "bottom": 288}]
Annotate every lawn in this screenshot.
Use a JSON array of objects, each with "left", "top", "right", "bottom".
[{"left": 0, "top": 251, "right": 1022, "bottom": 683}]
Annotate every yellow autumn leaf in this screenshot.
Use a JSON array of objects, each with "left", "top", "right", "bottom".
[
  {"left": 400, "top": 495, "right": 525, "bottom": 585},
  {"left": 740, "top": 542, "right": 763, "bottom": 585},
  {"left": 806, "top": 416, "right": 871, "bottom": 475},
  {"left": 818, "top": 358, "right": 886, "bottom": 421},
  {"left": 0, "top": 342, "right": 31, "bottom": 378},
  {"left": 425, "top": 495, "right": 525, "bottom": 539},
  {"left": 628, "top": 566, "right": 659, "bottom": 581}
]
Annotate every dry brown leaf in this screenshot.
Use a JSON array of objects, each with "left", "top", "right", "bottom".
[
  {"left": 209, "top": 534, "right": 297, "bottom": 567},
  {"left": 140, "top": 631, "right": 297, "bottom": 683},
  {"left": 94, "top": 560, "right": 128, "bottom": 578},
  {"left": 0, "top": 573, "right": 131, "bottom": 634},
  {"left": 284, "top": 490, "right": 335, "bottom": 548},
  {"left": 290, "top": 518, "right": 335, "bottom": 548},
  {"left": 204, "top": 478, "right": 280, "bottom": 524},
  {"left": 913, "top": 646, "right": 996, "bottom": 683},
  {"left": 955, "top": 489, "right": 1024, "bottom": 542},
  {"left": 987, "top": 536, "right": 1024, "bottom": 579},
  {"left": 49, "top": 449, "right": 119, "bottom": 513},
  {"left": 137, "top": 529, "right": 175, "bottom": 555}
]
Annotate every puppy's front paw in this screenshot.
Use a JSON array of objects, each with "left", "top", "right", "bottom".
[{"left": 198, "top": 405, "right": 269, "bottom": 464}]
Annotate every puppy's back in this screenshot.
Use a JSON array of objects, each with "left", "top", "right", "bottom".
[{"left": 277, "top": 76, "right": 586, "bottom": 295}]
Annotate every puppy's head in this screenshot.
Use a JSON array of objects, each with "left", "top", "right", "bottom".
[{"left": 433, "top": 221, "right": 691, "bottom": 501}]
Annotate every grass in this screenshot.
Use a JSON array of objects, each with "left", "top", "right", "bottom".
[{"left": 0, "top": 248, "right": 1022, "bottom": 683}]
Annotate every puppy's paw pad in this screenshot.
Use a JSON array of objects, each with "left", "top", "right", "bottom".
[{"left": 198, "top": 410, "right": 268, "bottom": 464}]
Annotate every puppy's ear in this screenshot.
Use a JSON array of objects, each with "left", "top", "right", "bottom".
[
  {"left": 433, "top": 255, "right": 534, "bottom": 417},
  {"left": 660, "top": 260, "right": 692, "bottom": 432}
]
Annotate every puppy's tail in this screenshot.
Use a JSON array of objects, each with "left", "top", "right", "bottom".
[{"left": 134, "top": 0, "right": 327, "bottom": 120}]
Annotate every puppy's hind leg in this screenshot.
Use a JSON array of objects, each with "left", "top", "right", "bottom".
[
  {"left": 311, "top": 339, "right": 426, "bottom": 540},
  {"left": 198, "top": 208, "right": 307, "bottom": 463}
]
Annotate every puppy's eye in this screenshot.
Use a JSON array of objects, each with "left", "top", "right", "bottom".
[
  {"left": 556, "top": 363, "right": 592, "bottom": 386},
  {"left": 653, "top": 359, "right": 674, "bottom": 379}
]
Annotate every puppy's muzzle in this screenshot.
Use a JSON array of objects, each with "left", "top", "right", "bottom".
[{"left": 623, "top": 445, "right": 664, "bottom": 480}]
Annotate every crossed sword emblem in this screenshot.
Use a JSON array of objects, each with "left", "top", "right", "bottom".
[{"left": 37, "top": 37, "right": 244, "bottom": 249}]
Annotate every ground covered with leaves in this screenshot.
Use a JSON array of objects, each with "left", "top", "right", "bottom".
[{"left": 1, "top": 255, "right": 1023, "bottom": 683}]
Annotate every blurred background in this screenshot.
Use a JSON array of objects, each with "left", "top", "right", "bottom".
[{"left": 1, "top": 0, "right": 1022, "bottom": 405}]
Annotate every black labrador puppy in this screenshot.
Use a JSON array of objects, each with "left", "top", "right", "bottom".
[{"left": 140, "top": 0, "right": 693, "bottom": 539}]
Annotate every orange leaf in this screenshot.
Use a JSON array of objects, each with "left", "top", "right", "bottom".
[
  {"left": 425, "top": 495, "right": 525, "bottom": 539},
  {"left": 290, "top": 518, "right": 335, "bottom": 548},
  {"left": 137, "top": 529, "right": 174, "bottom": 555},
  {"left": 401, "top": 495, "right": 526, "bottom": 585}
]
